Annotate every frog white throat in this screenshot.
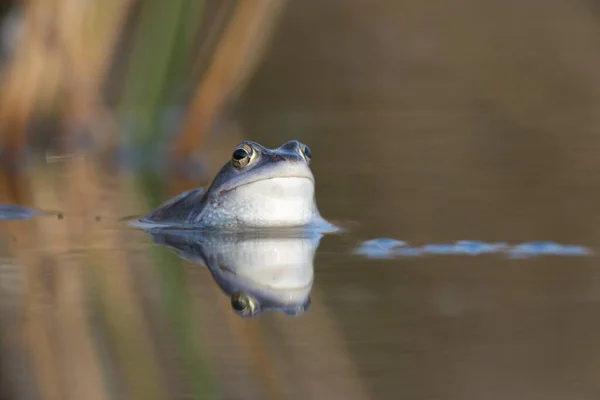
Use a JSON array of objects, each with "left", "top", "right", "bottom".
[{"left": 197, "top": 175, "right": 319, "bottom": 228}]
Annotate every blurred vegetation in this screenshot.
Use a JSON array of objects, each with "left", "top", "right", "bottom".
[{"left": 0, "top": 0, "right": 285, "bottom": 169}]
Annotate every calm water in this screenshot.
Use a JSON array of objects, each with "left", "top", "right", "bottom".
[
  {"left": 4, "top": 1, "right": 600, "bottom": 399},
  {"left": 2, "top": 155, "right": 600, "bottom": 399},
  {"left": 1, "top": 137, "right": 599, "bottom": 400}
]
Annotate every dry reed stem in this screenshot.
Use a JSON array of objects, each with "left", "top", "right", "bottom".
[
  {"left": 184, "top": 260, "right": 286, "bottom": 400},
  {"left": 227, "top": 315, "right": 286, "bottom": 400},
  {"left": 53, "top": 155, "right": 168, "bottom": 400},
  {"left": 171, "top": 0, "right": 288, "bottom": 159},
  {"left": 273, "top": 294, "right": 370, "bottom": 400},
  {"left": 30, "top": 164, "right": 110, "bottom": 400},
  {"left": 185, "top": 266, "right": 262, "bottom": 399},
  {"left": 0, "top": 0, "right": 132, "bottom": 158},
  {"left": 0, "top": 168, "right": 64, "bottom": 400},
  {"left": 117, "top": 171, "right": 203, "bottom": 397},
  {"left": 0, "top": 0, "right": 63, "bottom": 158},
  {"left": 55, "top": 0, "right": 134, "bottom": 152}
]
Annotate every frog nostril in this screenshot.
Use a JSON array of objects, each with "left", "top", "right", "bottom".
[{"left": 280, "top": 140, "right": 301, "bottom": 151}]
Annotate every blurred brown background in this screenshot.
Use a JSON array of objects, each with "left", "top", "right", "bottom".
[{"left": 1, "top": 0, "right": 600, "bottom": 399}]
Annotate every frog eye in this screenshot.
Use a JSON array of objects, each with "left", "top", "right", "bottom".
[
  {"left": 231, "top": 144, "right": 253, "bottom": 168},
  {"left": 301, "top": 145, "right": 312, "bottom": 162},
  {"left": 231, "top": 292, "right": 257, "bottom": 316}
]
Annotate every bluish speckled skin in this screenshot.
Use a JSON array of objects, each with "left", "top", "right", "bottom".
[
  {"left": 136, "top": 140, "right": 334, "bottom": 230},
  {"left": 203, "top": 140, "right": 312, "bottom": 194}
]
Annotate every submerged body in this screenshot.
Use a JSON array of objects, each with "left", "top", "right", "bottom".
[{"left": 135, "top": 140, "right": 334, "bottom": 230}]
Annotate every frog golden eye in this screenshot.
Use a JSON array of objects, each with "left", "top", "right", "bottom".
[
  {"left": 231, "top": 292, "right": 257, "bottom": 316},
  {"left": 231, "top": 145, "right": 253, "bottom": 168},
  {"left": 301, "top": 145, "right": 312, "bottom": 161}
]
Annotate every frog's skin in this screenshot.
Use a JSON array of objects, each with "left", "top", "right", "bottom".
[
  {"left": 148, "top": 228, "right": 320, "bottom": 317},
  {"left": 134, "top": 140, "right": 335, "bottom": 231}
]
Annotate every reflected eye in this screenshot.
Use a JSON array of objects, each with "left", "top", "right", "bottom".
[
  {"left": 231, "top": 293, "right": 257, "bottom": 316},
  {"left": 301, "top": 145, "right": 312, "bottom": 161},
  {"left": 231, "top": 145, "right": 253, "bottom": 168}
]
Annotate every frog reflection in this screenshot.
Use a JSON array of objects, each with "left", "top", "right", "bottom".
[{"left": 147, "top": 229, "right": 323, "bottom": 317}]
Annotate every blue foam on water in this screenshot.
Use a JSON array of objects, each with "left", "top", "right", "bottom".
[
  {"left": 508, "top": 242, "right": 591, "bottom": 258},
  {"left": 454, "top": 241, "right": 508, "bottom": 255},
  {"left": 421, "top": 244, "right": 463, "bottom": 254},
  {"left": 0, "top": 204, "right": 41, "bottom": 220},
  {"left": 354, "top": 238, "right": 593, "bottom": 259},
  {"left": 353, "top": 238, "right": 408, "bottom": 259}
]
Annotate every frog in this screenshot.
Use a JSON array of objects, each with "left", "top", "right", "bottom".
[{"left": 133, "top": 140, "right": 337, "bottom": 231}]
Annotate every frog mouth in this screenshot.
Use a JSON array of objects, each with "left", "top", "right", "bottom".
[{"left": 220, "top": 175, "right": 314, "bottom": 194}]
